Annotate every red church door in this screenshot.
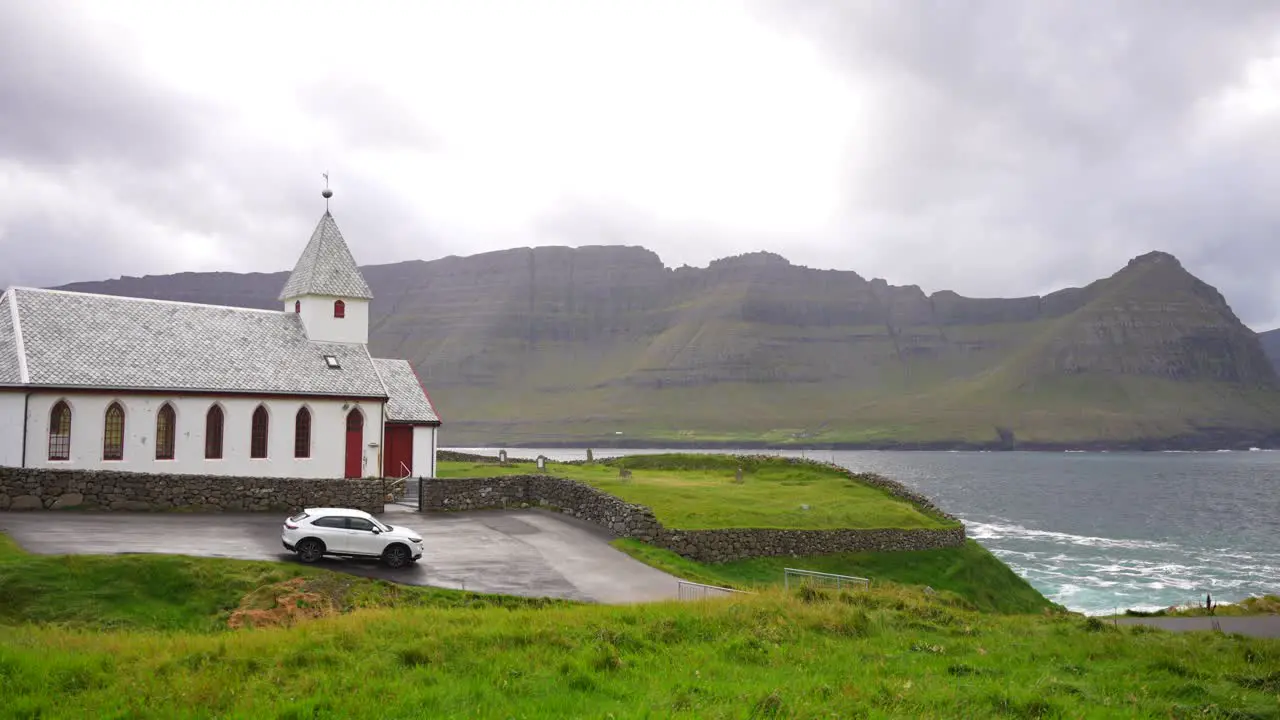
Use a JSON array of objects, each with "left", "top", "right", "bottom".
[
  {"left": 384, "top": 425, "right": 414, "bottom": 477},
  {"left": 344, "top": 410, "right": 364, "bottom": 478}
]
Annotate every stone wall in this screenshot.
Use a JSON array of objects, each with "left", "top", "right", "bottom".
[
  {"left": 423, "top": 474, "right": 965, "bottom": 562},
  {"left": 0, "top": 466, "right": 404, "bottom": 515},
  {"left": 658, "top": 526, "right": 966, "bottom": 563}
]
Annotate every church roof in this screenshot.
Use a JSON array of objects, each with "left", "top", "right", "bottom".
[
  {"left": 0, "top": 287, "right": 387, "bottom": 397},
  {"left": 278, "top": 212, "right": 374, "bottom": 301},
  {"left": 0, "top": 291, "right": 23, "bottom": 385},
  {"left": 373, "top": 358, "right": 441, "bottom": 424}
]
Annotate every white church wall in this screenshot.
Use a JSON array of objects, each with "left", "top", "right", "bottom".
[
  {"left": 22, "top": 392, "right": 385, "bottom": 479},
  {"left": 0, "top": 391, "right": 26, "bottom": 468},
  {"left": 412, "top": 425, "right": 437, "bottom": 478},
  {"left": 288, "top": 295, "right": 369, "bottom": 345}
]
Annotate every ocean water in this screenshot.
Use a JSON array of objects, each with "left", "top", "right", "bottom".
[{"left": 452, "top": 446, "right": 1280, "bottom": 615}]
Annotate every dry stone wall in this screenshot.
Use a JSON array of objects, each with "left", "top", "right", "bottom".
[
  {"left": 423, "top": 473, "right": 965, "bottom": 562},
  {"left": 0, "top": 467, "right": 402, "bottom": 515}
]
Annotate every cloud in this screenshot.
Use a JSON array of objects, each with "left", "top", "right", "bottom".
[
  {"left": 752, "top": 0, "right": 1280, "bottom": 325},
  {"left": 3, "top": 0, "right": 1280, "bottom": 329}
]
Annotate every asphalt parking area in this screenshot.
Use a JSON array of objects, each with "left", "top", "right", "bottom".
[{"left": 0, "top": 508, "right": 682, "bottom": 603}]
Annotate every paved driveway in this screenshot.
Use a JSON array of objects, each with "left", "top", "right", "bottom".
[
  {"left": 1114, "top": 616, "right": 1280, "bottom": 638},
  {"left": 0, "top": 508, "right": 682, "bottom": 604}
]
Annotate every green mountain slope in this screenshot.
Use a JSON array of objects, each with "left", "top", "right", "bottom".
[{"left": 56, "top": 248, "right": 1280, "bottom": 448}]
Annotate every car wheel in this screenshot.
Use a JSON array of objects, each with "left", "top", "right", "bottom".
[
  {"left": 382, "top": 544, "right": 410, "bottom": 569},
  {"left": 296, "top": 538, "right": 325, "bottom": 563}
]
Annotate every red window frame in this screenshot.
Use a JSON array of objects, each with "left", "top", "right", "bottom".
[
  {"left": 155, "top": 403, "right": 176, "bottom": 460},
  {"left": 250, "top": 405, "right": 269, "bottom": 459},
  {"left": 103, "top": 402, "right": 125, "bottom": 461},
  {"left": 294, "top": 407, "right": 311, "bottom": 458},
  {"left": 205, "top": 405, "right": 224, "bottom": 459},
  {"left": 334, "top": 299, "right": 345, "bottom": 318},
  {"left": 48, "top": 401, "right": 71, "bottom": 461}
]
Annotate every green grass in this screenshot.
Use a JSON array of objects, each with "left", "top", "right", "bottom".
[
  {"left": 0, "top": 535, "right": 566, "bottom": 632},
  {"left": 438, "top": 454, "right": 954, "bottom": 531},
  {"left": 613, "top": 539, "right": 1058, "bottom": 615},
  {"left": 4, "top": 585, "right": 1280, "bottom": 718},
  {"left": 3, "top": 533, "right": 1279, "bottom": 717}
]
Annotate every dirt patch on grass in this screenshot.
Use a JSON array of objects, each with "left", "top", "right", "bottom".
[{"left": 227, "top": 577, "right": 337, "bottom": 630}]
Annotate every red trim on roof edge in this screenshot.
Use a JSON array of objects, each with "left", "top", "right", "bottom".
[
  {"left": 4, "top": 386, "right": 386, "bottom": 401},
  {"left": 407, "top": 363, "right": 443, "bottom": 423}
]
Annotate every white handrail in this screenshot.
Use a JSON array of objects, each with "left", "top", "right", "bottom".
[
  {"left": 783, "top": 568, "right": 870, "bottom": 591},
  {"left": 677, "top": 580, "right": 752, "bottom": 600}
]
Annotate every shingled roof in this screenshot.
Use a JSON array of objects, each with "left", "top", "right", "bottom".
[
  {"left": 278, "top": 212, "right": 374, "bottom": 301},
  {"left": 373, "top": 358, "right": 441, "bottom": 424},
  {"left": 0, "top": 288, "right": 387, "bottom": 397},
  {"left": 0, "top": 290, "right": 23, "bottom": 385}
]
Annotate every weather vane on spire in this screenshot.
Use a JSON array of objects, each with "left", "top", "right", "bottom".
[{"left": 322, "top": 172, "right": 333, "bottom": 211}]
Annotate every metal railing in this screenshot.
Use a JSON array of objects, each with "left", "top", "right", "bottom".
[
  {"left": 783, "top": 568, "right": 870, "bottom": 592},
  {"left": 677, "top": 580, "right": 752, "bottom": 601}
]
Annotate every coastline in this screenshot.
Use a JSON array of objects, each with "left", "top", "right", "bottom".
[{"left": 458, "top": 433, "right": 1280, "bottom": 453}]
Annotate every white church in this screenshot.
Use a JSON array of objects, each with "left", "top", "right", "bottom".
[{"left": 0, "top": 203, "right": 440, "bottom": 480}]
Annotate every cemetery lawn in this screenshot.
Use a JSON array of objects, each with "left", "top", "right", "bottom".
[{"left": 436, "top": 454, "right": 955, "bottom": 531}]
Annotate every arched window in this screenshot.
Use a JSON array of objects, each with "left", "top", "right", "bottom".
[
  {"left": 48, "top": 401, "right": 72, "bottom": 461},
  {"left": 294, "top": 300, "right": 301, "bottom": 313},
  {"left": 250, "top": 405, "right": 269, "bottom": 459},
  {"left": 155, "top": 403, "right": 176, "bottom": 460},
  {"left": 205, "top": 405, "right": 224, "bottom": 459},
  {"left": 294, "top": 407, "right": 311, "bottom": 458},
  {"left": 333, "top": 299, "right": 345, "bottom": 318},
  {"left": 103, "top": 402, "right": 125, "bottom": 461}
]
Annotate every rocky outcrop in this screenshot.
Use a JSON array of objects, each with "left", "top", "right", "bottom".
[
  {"left": 422, "top": 471, "right": 965, "bottom": 562},
  {"left": 0, "top": 467, "right": 402, "bottom": 514},
  {"left": 1029, "top": 252, "right": 1275, "bottom": 382}
]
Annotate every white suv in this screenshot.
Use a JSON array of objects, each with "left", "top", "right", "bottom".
[{"left": 282, "top": 508, "right": 424, "bottom": 569}]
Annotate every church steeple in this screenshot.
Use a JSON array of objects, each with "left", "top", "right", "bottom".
[
  {"left": 279, "top": 212, "right": 373, "bottom": 302},
  {"left": 281, "top": 186, "right": 373, "bottom": 344}
]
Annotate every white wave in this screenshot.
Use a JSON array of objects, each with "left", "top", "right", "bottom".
[{"left": 966, "top": 521, "right": 1179, "bottom": 550}]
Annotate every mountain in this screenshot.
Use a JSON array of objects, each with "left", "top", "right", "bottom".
[
  {"left": 54, "top": 248, "right": 1280, "bottom": 449},
  {"left": 1259, "top": 328, "right": 1280, "bottom": 374}
]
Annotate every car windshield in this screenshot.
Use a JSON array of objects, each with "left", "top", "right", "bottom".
[{"left": 373, "top": 519, "right": 392, "bottom": 532}]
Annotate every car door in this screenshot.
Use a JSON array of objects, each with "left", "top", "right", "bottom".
[
  {"left": 344, "top": 517, "right": 384, "bottom": 556},
  {"left": 310, "top": 516, "right": 351, "bottom": 553}
]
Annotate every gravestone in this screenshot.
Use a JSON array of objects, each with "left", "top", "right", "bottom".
[
  {"left": 585, "top": 448, "right": 594, "bottom": 463},
  {"left": 536, "top": 455, "right": 547, "bottom": 471},
  {"left": 734, "top": 467, "right": 744, "bottom": 484},
  {"left": 618, "top": 468, "right": 632, "bottom": 481},
  {"left": 498, "top": 449, "right": 508, "bottom": 465}
]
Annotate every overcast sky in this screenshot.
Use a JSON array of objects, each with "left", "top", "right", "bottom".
[{"left": 4, "top": 1, "right": 1280, "bottom": 328}]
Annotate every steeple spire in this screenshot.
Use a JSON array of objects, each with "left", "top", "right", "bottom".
[
  {"left": 279, "top": 212, "right": 373, "bottom": 302},
  {"left": 322, "top": 172, "right": 332, "bottom": 213}
]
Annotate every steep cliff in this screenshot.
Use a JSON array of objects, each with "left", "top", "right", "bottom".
[{"left": 55, "top": 248, "right": 1280, "bottom": 448}]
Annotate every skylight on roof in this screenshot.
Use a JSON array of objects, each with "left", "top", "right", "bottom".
[{"left": 323, "top": 355, "right": 340, "bottom": 369}]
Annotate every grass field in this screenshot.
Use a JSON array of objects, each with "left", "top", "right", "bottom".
[
  {"left": 437, "top": 454, "right": 955, "bottom": 530},
  {"left": 0, "top": 533, "right": 565, "bottom": 632},
  {"left": 612, "top": 539, "right": 1058, "bottom": 615},
  {"left": 4, "top": 535, "right": 1280, "bottom": 716},
  {"left": 3, "top": 550, "right": 1280, "bottom": 717}
]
